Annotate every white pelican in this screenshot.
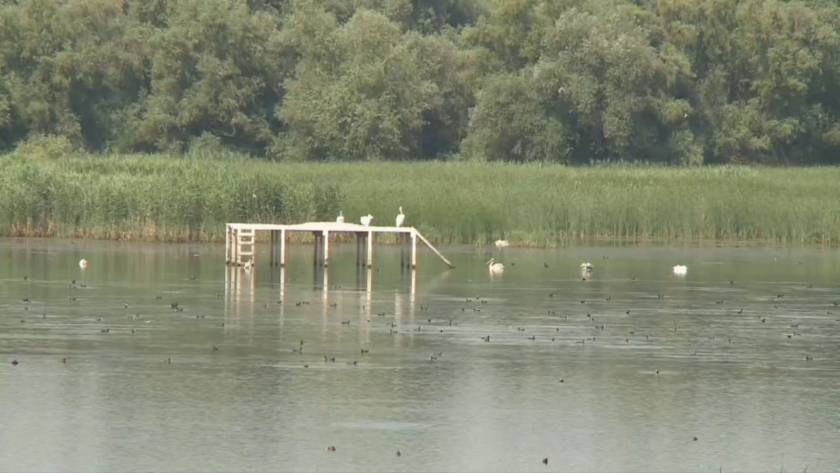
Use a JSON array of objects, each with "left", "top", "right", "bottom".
[
  {"left": 395, "top": 207, "right": 405, "bottom": 227},
  {"left": 487, "top": 258, "right": 504, "bottom": 274},
  {"left": 79, "top": 258, "right": 88, "bottom": 269},
  {"left": 494, "top": 239, "right": 509, "bottom": 248},
  {"left": 336, "top": 211, "right": 344, "bottom": 223},
  {"left": 360, "top": 214, "right": 373, "bottom": 226},
  {"left": 580, "top": 262, "right": 593, "bottom": 272},
  {"left": 672, "top": 265, "right": 687, "bottom": 276}
]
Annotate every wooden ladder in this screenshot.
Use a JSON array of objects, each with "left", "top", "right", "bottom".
[{"left": 237, "top": 228, "right": 255, "bottom": 266}]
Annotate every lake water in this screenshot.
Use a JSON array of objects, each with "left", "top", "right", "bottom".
[{"left": 2, "top": 238, "right": 840, "bottom": 473}]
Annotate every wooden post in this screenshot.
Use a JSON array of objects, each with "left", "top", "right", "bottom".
[
  {"left": 323, "top": 230, "right": 330, "bottom": 267},
  {"left": 411, "top": 230, "right": 417, "bottom": 269},
  {"left": 280, "top": 230, "right": 286, "bottom": 267},
  {"left": 366, "top": 231, "right": 373, "bottom": 268}
]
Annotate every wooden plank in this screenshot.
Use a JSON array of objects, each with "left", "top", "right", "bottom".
[{"left": 415, "top": 230, "right": 454, "bottom": 268}]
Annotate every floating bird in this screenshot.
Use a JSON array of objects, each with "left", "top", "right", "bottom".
[
  {"left": 395, "top": 206, "right": 405, "bottom": 227},
  {"left": 487, "top": 258, "right": 504, "bottom": 274},
  {"left": 360, "top": 214, "right": 373, "bottom": 226},
  {"left": 79, "top": 258, "right": 88, "bottom": 269},
  {"left": 580, "top": 262, "right": 594, "bottom": 272},
  {"left": 494, "top": 239, "right": 509, "bottom": 248},
  {"left": 336, "top": 211, "right": 345, "bottom": 223},
  {"left": 672, "top": 265, "right": 688, "bottom": 276}
]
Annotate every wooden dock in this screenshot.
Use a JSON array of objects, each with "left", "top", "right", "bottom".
[{"left": 225, "top": 222, "right": 454, "bottom": 269}]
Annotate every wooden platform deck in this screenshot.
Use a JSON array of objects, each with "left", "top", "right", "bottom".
[{"left": 225, "top": 222, "right": 453, "bottom": 269}]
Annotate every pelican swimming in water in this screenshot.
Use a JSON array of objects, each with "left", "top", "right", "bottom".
[
  {"left": 395, "top": 207, "right": 405, "bottom": 227},
  {"left": 580, "top": 262, "right": 594, "bottom": 272},
  {"left": 79, "top": 258, "right": 88, "bottom": 269},
  {"left": 336, "top": 211, "right": 345, "bottom": 223},
  {"left": 494, "top": 239, "right": 509, "bottom": 248},
  {"left": 487, "top": 258, "right": 504, "bottom": 274},
  {"left": 360, "top": 214, "right": 373, "bottom": 226},
  {"left": 672, "top": 265, "right": 688, "bottom": 276}
]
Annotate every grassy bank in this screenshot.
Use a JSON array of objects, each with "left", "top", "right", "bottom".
[{"left": 1, "top": 153, "right": 838, "bottom": 246}]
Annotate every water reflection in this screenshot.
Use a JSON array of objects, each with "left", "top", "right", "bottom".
[{"left": 2, "top": 240, "right": 840, "bottom": 473}]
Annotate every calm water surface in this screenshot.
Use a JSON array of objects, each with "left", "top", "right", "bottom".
[{"left": 2, "top": 238, "right": 840, "bottom": 473}]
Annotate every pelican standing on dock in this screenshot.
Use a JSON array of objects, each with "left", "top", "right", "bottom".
[
  {"left": 361, "top": 214, "right": 373, "bottom": 226},
  {"left": 395, "top": 207, "right": 405, "bottom": 227},
  {"left": 487, "top": 258, "right": 504, "bottom": 274},
  {"left": 336, "top": 211, "right": 344, "bottom": 223}
]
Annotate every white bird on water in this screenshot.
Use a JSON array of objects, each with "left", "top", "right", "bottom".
[
  {"left": 79, "top": 258, "right": 88, "bottom": 269},
  {"left": 672, "top": 265, "right": 687, "bottom": 276},
  {"left": 494, "top": 239, "right": 509, "bottom": 248},
  {"left": 580, "top": 262, "right": 593, "bottom": 272},
  {"left": 361, "top": 214, "right": 373, "bottom": 226},
  {"left": 487, "top": 258, "right": 504, "bottom": 274},
  {"left": 395, "top": 207, "right": 405, "bottom": 227},
  {"left": 336, "top": 211, "right": 345, "bottom": 223}
]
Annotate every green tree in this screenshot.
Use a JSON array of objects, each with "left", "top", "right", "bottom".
[{"left": 278, "top": 3, "right": 468, "bottom": 160}]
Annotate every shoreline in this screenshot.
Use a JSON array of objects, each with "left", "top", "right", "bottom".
[{"left": 1, "top": 233, "right": 835, "bottom": 251}]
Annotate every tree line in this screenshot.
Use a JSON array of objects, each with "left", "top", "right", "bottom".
[{"left": 1, "top": 0, "right": 839, "bottom": 165}]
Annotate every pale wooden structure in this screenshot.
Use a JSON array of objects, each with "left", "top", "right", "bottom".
[{"left": 225, "top": 222, "right": 453, "bottom": 269}]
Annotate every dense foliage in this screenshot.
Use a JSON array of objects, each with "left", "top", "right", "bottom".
[
  {"left": 2, "top": 155, "right": 838, "bottom": 244},
  {"left": 2, "top": 0, "right": 840, "bottom": 165}
]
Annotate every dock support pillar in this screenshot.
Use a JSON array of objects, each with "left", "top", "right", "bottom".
[
  {"left": 225, "top": 225, "right": 231, "bottom": 265},
  {"left": 280, "top": 230, "right": 286, "bottom": 267},
  {"left": 366, "top": 231, "right": 373, "bottom": 268},
  {"left": 411, "top": 230, "right": 417, "bottom": 269},
  {"left": 323, "top": 230, "right": 330, "bottom": 267},
  {"left": 269, "top": 230, "right": 276, "bottom": 267},
  {"left": 399, "top": 233, "right": 406, "bottom": 269},
  {"left": 313, "top": 231, "right": 322, "bottom": 267},
  {"left": 232, "top": 228, "right": 239, "bottom": 266},
  {"left": 356, "top": 232, "right": 368, "bottom": 267}
]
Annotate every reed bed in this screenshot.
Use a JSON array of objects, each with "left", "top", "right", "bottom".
[{"left": 1, "top": 152, "right": 838, "bottom": 246}]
